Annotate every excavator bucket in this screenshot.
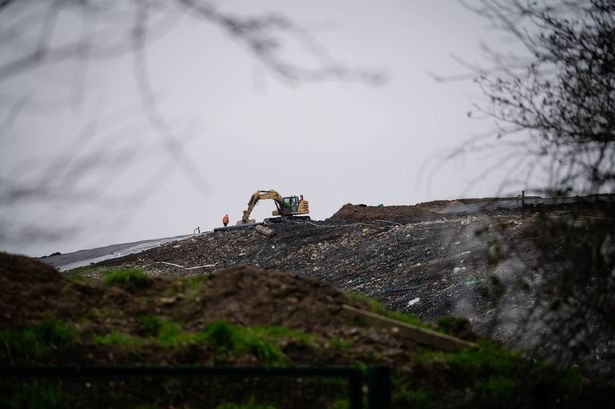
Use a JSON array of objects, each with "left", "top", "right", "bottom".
[{"left": 236, "top": 219, "right": 256, "bottom": 225}]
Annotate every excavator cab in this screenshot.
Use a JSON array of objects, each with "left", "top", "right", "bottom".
[{"left": 281, "top": 196, "right": 300, "bottom": 213}]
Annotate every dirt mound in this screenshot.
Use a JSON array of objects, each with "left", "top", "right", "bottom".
[
  {"left": 191, "top": 266, "right": 356, "bottom": 334},
  {"left": 0, "top": 256, "right": 408, "bottom": 367},
  {"left": 329, "top": 203, "right": 441, "bottom": 223},
  {"left": 0, "top": 253, "right": 96, "bottom": 329}
]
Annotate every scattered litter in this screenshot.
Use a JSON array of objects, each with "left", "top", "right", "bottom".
[
  {"left": 463, "top": 278, "right": 483, "bottom": 287},
  {"left": 460, "top": 215, "right": 478, "bottom": 226},
  {"left": 407, "top": 297, "right": 421, "bottom": 307},
  {"left": 157, "top": 261, "right": 217, "bottom": 270},
  {"left": 453, "top": 267, "right": 466, "bottom": 274}
]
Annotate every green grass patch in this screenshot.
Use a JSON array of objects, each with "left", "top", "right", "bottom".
[
  {"left": 92, "top": 331, "right": 138, "bottom": 346},
  {"left": 330, "top": 338, "right": 350, "bottom": 350},
  {"left": 413, "top": 340, "right": 527, "bottom": 380},
  {"left": 345, "top": 292, "right": 425, "bottom": 327},
  {"left": 102, "top": 268, "right": 150, "bottom": 288},
  {"left": 202, "top": 321, "right": 313, "bottom": 363},
  {"left": 202, "top": 321, "right": 284, "bottom": 362},
  {"left": 157, "top": 321, "right": 203, "bottom": 347},
  {"left": 63, "top": 265, "right": 108, "bottom": 281},
  {"left": 476, "top": 377, "right": 520, "bottom": 408},
  {"left": 0, "top": 320, "right": 78, "bottom": 362},
  {"left": 446, "top": 340, "right": 526, "bottom": 378},
  {"left": 137, "top": 316, "right": 207, "bottom": 347},
  {"left": 137, "top": 315, "right": 164, "bottom": 335},
  {"left": 410, "top": 339, "right": 589, "bottom": 406},
  {"left": 184, "top": 274, "right": 209, "bottom": 290},
  {"left": 89, "top": 319, "right": 309, "bottom": 363}
]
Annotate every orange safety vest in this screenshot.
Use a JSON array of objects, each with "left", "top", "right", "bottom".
[{"left": 223, "top": 215, "right": 229, "bottom": 224}]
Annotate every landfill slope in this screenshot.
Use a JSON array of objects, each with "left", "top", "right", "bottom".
[
  {"left": 95, "top": 209, "right": 520, "bottom": 354},
  {"left": 90, "top": 198, "right": 615, "bottom": 381}
]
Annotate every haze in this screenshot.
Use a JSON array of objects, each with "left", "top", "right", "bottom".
[{"left": 0, "top": 0, "right": 525, "bottom": 257}]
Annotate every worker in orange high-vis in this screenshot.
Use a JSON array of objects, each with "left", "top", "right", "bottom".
[{"left": 222, "top": 214, "right": 229, "bottom": 227}]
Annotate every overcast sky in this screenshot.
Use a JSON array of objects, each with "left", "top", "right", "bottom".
[{"left": 1, "top": 0, "right": 526, "bottom": 257}]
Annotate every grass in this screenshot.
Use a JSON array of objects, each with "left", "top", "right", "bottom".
[
  {"left": 345, "top": 292, "right": 425, "bottom": 327},
  {"left": 0, "top": 319, "right": 78, "bottom": 362},
  {"left": 92, "top": 331, "right": 138, "bottom": 346},
  {"left": 330, "top": 338, "right": 351, "bottom": 350},
  {"left": 409, "top": 339, "right": 588, "bottom": 407},
  {"left": 202, "top": 320, "right": 306, "bottom": 363},
  {"left": 476, "top": 377, "right": 520, "bottom": 408},
  {"left": 137, "top": 315, "right": 164, "bottom": 335},
  {"left": 63, "top": 265, "right": 108, "bottom": 281},
  {"left": 184, "top": 275, "right": 209, "bottom": 290},
  {"left": 102, "top": 268, "right": 151, "bottom": 288},
  {"left": 392, "top": 378, "right": 432, "bottom": 409},
  {"left": 89, "top": 319, "right": 312, "bottom": 364}
]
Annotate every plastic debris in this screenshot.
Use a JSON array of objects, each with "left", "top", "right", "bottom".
[{"left": 407, "top": 297, "right": 420, "bottom": 307}]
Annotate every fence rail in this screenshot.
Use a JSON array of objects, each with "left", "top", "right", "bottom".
[{"left": 0, "top": 365, "right": 390, "bottom": 409}]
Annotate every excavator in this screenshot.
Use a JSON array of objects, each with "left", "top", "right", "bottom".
[{"left": 237, "top": 190, "right": 310, "bottom": 225}]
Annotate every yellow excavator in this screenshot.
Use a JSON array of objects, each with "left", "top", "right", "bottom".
[{"left": 237, "top": 190, "right": 310, "bottom": 225}]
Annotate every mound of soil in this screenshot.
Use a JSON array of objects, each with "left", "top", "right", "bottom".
[
  {"left": 329, "top": 203, "right": 441, "bottom": 223},
  {"left": 0, "top": 253, "right": 410, "bottom": 367},
  {"left": 0, "top": 253, "right": 99, "bottom": 328}
]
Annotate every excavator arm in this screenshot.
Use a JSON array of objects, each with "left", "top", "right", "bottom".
[{"left": 241, "top": 190, "right": 285, "bottom": 224}]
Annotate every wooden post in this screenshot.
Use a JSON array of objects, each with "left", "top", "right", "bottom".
[
  {"left": 341, "top": 304, "right": 477, "bottom": 352},
  {"left": 367, "top": 365, "right": 391, "bottom": 409}
]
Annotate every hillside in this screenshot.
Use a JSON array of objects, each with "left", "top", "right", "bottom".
[
  {"left": 2, "top": 196, "right": 614, "bottom": 408},
  {"left": 88, "top": 196, "right": 615, "bottom": 382},
  {"left": 2, "top": 252, "right": 612, "bottom": 408}
]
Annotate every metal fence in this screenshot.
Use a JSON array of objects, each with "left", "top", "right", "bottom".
[{"left": 1, "top": 365, "right": 390, "bottom": 409}]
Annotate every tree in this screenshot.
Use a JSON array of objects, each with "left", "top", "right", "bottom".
[
  {"left": 456, "top": 0, "right": 614, "bottom": 378},
  {"left": 469, "top": 0, "right": 615, "bottom": 195}
]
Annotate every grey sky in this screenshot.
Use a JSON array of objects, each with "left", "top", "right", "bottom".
[{"left": 1, "top": 0, "right": 526, "bottom": 257}]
